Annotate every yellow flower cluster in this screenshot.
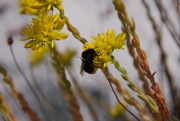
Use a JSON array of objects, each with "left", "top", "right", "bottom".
[
  {"left": 19, "top": 0, "right": 39, "bottom": 15},
  {"left": 21, "top": 12, "right": 68, "bottom": 50},
  {"left": 19, "top": 0, "right": 63, "bottom": 14},
  {"left": 83, "top": 29, "right": 126, "bottom": 68}
]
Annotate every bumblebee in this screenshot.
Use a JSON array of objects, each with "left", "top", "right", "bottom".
[{"left": 80, "top": 49, "right": 98, "bottom": 76}]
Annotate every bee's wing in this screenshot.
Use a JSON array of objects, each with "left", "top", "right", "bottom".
[{"left": 80, "top": 62, "right": 85, "bottom": 76}]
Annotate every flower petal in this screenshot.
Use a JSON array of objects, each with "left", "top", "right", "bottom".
[
  {"left": 115, "top": 33, "right": 126, "bottom": 41},
  {"left": 56, "top": 19, "right": 65, "bottom": 30},
  {"left": 24, "top": 40, "right": 36, "bottom": 48},
  {"left": 56, "top": 33, "right": 68, "bottom": 40},
  {"left": 51, "top": 40, "right": 55, "bottom": 48}
]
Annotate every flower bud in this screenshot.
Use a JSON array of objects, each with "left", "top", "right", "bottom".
[{"left": 7, "top": 35, "right": 13, "bottom": 45}]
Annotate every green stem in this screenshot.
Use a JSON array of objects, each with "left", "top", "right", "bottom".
[{"left": 112, "top": 57, "right": 158, "bottom": 114}]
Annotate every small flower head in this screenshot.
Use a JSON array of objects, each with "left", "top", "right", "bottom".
[
  {"left": 19, "top": 0, "right": 63, "bottom": 14},
  {"left": 31, "top": 0, "right": 63, "bottom": 13},
  {"left": 83, "top": 29, "right": 126, "bottom": 68},
  {"left": 19, "top": 0, "right": 39, "bottom": 15},
  {"left": 21, "top": 12, "right": 68, "bottom": 50}
]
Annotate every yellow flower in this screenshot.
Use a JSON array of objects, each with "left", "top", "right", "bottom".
[
  {"left": 31, "top": 0, "right": 63, "bottom": 13},
  {"left": 21, "top": 12, "right": 68, "bottom": 50},
  {"left": 83, "top": 29, "right": 126, "bottom": 68},
  {"left": 19, "top": 0, "right": 63, "bottom": 14},
  {"left": 19, "top": 0, "right": 39, "bottom": 15}
]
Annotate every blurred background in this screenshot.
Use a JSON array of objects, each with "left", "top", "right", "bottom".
[{"left": 0, "top": 0, "right": 179, "bottom": 121}]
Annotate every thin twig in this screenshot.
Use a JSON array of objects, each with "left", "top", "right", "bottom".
[
  {"left": 102, "top": 67, "right": 151, "bottom": 121},
  {"left": 106, "top": 76, "right": 140, "bottom": 121},
  {"left": 9, "top": 45, "right": 49, "bottom": 121}
]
